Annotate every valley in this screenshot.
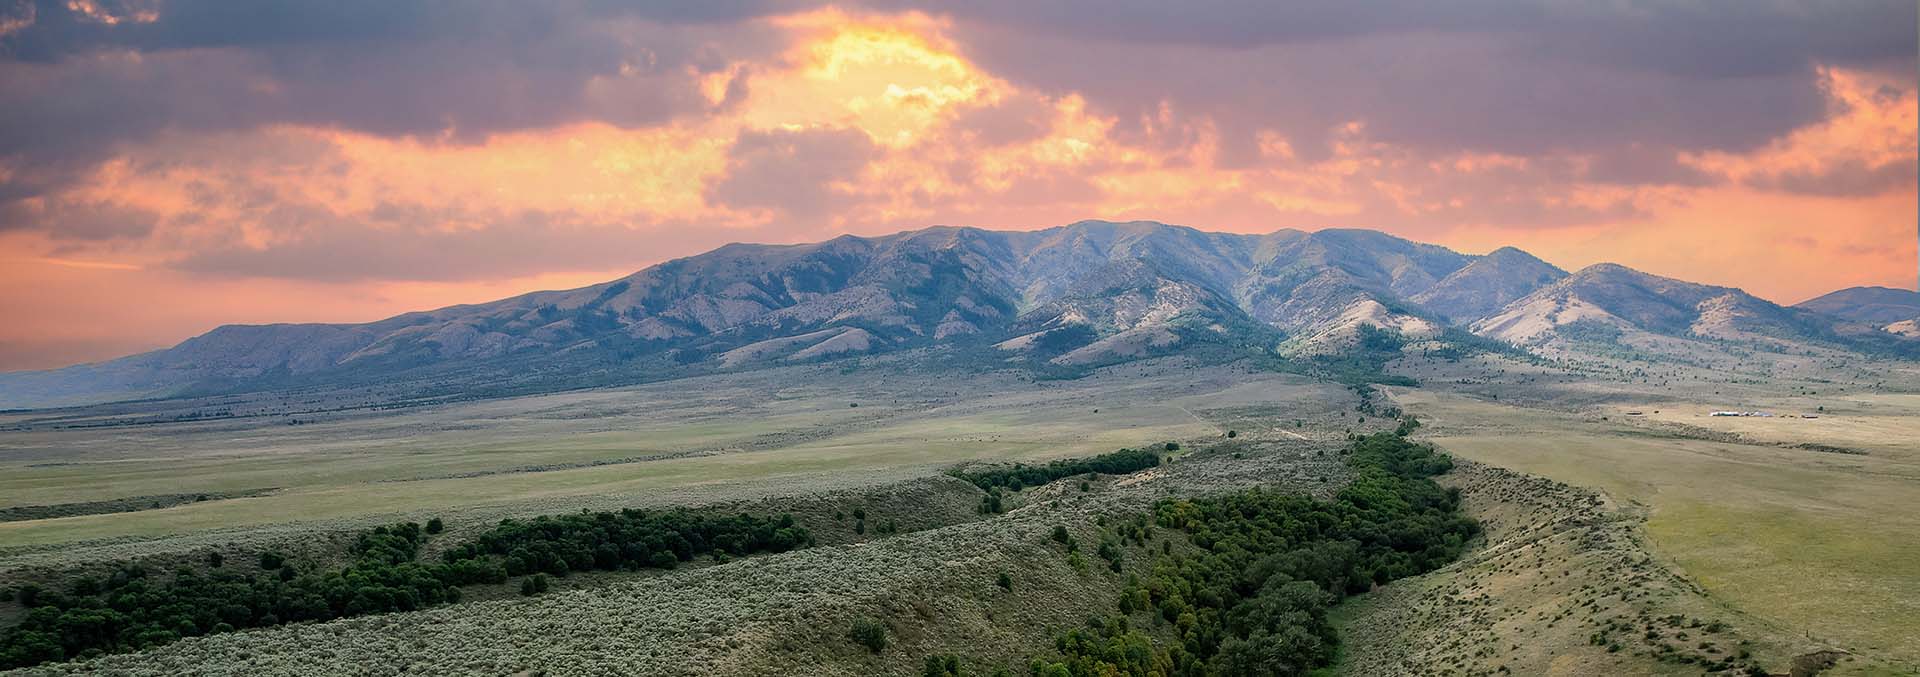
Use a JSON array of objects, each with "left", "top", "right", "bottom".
[
  {"left": 0, "top": 223, "right": 1916, "bottom": 676},
  {"left": 1, "top": 349, "right": 1916, "bottom": 675}
]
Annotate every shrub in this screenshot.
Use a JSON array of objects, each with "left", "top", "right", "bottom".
[
  {"left": 206, "top": 552, "right": 223, "bottom": 568},
  {"left": 850, "top": 617, "right": 888, "bottom": 653},
  {"left": 425, "top": 517, "right": 444, "bottom": 534},
  {"left": 996, "top": 571, "right": 1012, "bottom": 591},
  {"left": 520, "top": 574, "right": 550, "bottom": 596},
  {"left": 258, "top": 552, "right": 286, "bottom": 570},
  {"left": 923, "top": 654, "right": 963, "bottom": 676},
  {"left": 955, "top": 448, "right": 1160, "bottom": 492}
]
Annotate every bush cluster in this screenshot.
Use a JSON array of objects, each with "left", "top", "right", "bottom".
[
  {"left": 1027, "top": 430, "right": 1479, "bottom": 676},
  {"left": 0, "top": 522, "right": 449, "bottom": 668},
  {"left": 954, "top": 448, "right": 1161, "bottom": 492},
  {"left": 442, "top": 508, "right": 812, "bottom": 577}
]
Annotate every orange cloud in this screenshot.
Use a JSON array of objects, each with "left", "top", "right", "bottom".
[{"left": 0, "top": 8, "right": 1914, "bottom": 369}]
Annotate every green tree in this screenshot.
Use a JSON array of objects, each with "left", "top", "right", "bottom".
[{"left": 850, "top": 617, "right": 888, "bottom": 653}]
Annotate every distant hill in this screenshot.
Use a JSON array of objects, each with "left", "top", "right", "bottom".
[
  {"left": 0, "top": 221, "right": 1909, "bottom": 408},
  {"left": 1796, "top": 286, "right": 1920, "bottom": 325}
]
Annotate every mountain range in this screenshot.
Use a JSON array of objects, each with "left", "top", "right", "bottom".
[{"left": 2, "top": 220, "right": 1913, "bottom": 409}]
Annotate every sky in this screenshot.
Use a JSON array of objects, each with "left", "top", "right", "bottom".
[{"left": 0, "top": 0, "right": 1915, "bottom": 371}]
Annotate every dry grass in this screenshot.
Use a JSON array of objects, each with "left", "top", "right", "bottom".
[{"left": 1401, "top": 388, "right": 1920, "bottom": 671}]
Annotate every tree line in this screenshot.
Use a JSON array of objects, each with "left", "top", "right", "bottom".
[
  {"left": 953, "top": 447, "right": 1163, "bottom": 493},
  {"left": 440, "top": 508, "right": 813, "bottom": 577},
  {"left": 1, "top": 509, "right": 811, "bottom": 669}
]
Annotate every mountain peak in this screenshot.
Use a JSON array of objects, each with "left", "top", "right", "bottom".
[{"left": 1408, "top": 245, "right": 1566, "bottom": 323}]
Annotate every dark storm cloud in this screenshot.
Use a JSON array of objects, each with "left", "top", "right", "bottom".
[
  {"left": 897, "top": 0, "right": 1916, "bottom": 78},
  {"left": 0, "top": 0, "right": 798, "bottom": 234},
  {"left": 933, "top": 0, "right": 1917, "bottom": 162},
  {"left": 1, "top": 0, "right": 802, "bottom": 61}
]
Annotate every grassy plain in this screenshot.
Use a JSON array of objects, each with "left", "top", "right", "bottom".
[
  {"left": 1400, "top": 388, "right": 1920, "bottom": 669},
  {"left": 0, "top": 360, "right": 1341, "bottom": 551}
]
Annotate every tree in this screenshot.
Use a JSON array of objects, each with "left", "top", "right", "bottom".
[
  {"left": 923, "top": 654, "right": 963, "bottom": 676},
  {"left": 1164, "top": 442, "right": 1180, "bottom": 451},
  {"left": 520, "top": 574, "right": 550, "bottom": 596},
  {"left": 850, "top": 617, "right": 888, "bottom": 653},
  {"left": 996, "top": 571, "right": 1012, "bottom": 591},
  {"left": 259, "top": 552, "right": 286, "bottom": 570},
  {"left": 425, "top": 517, "right": 444, "bottom": 534},
  {"left": 207, "top": 552, "right": 224, "bottom": 568}
]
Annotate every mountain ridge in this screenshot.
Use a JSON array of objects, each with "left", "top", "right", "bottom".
[{"left": 0, "top": 220, "right": 1908, "bottom": 409}]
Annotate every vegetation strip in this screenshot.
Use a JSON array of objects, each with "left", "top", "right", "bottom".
[
  {"left": 954, "top": 447, "right": 1166, "bottom": 514},
  {"left": 0, "top": 509, "right": 812, "bottom": 668},
  {"left": 931, "top": 426, "right": 1478, "bottom": 676},
  {"left": 0, "top": 488, "right": 278, "bottom": 523}
]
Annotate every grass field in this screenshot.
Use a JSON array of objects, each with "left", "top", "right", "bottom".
[
  {"left": 1401, "top": 389, "right": 1920, "bottom": 668},
  {"left": 0, "top": 361, "right": 1343, "bottom": 550}
]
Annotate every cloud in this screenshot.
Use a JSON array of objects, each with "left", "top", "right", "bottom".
[
  {"left": 0, "top": 2, "right": 1913, "bottom": 369},
  {"left": 906, "top": 0, "right": 1915, "bottom": 76},
  {"left": 169, "top": 209, "right": 682, "bottom": 282},
  {"left": 0, "top": 197, "right": 155, "bottom": 240},
  {"left": 0, "top": 2, "right": 798, "bottom": 224},
  {"left": 1682, "top": 68, "right": 1918, "bottom": 197},
  {"left": 706, "top": 126, "right": 878, "bottom": 223}
]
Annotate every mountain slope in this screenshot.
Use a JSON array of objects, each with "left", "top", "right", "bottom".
[
  {"left": 1410, "top": 246, "right": 1567, "bottom": 323},
  {"left": 1471, "top": 263, "right": 1840, "bottom": 346}
]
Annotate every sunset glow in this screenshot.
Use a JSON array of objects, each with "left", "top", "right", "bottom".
[{"left": 0, "top": 2, "right": 1913, "bottom": 369}]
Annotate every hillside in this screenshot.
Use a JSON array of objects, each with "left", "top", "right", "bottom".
[
  {"left": 1471, "top": 263, "right": 1845, "bottom": 348},
  {"left": 1408, "top": 246, "right": 1567, "bottom": 323}
]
